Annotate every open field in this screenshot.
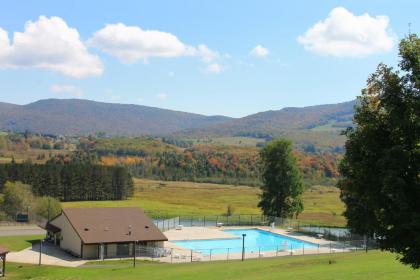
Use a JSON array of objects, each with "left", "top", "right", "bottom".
[
  {"left": 5, "top": 251, "right": 420, "bottom": 280},
  {"left": 63, "top": 179, "right": 346, "bottom": 226},
  {"left": 190, "top": 137, "right": 265, "bottom": 147},
  {"left": 0, "top": 234, "right": 44, "bottom": 251}
]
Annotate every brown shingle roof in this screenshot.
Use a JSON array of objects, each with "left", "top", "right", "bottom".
[
  {"left": 61, "top": 207, "right": 167, "bottom": 244},
  {"left": 0, "top": 246, "right": 9, "bottom": 255}
]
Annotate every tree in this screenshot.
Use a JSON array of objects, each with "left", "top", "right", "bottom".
[
  {"left": 34, "top": 196, "right": 62, "bottom": 220},
  {"left": 338, "top": 34, "right": 420, "bottom": 268},
  {"left": 258, "top": 139, "right": 304, "bottom": 218},
  {"left": 2, "top": 181, "right": 34, "bottom": 217}
]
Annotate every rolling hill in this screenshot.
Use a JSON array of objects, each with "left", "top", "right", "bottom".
[
  {"left": 0, "top": 99, "right": 232, "bottom": 136},
  {"left": 0, "top": 99, "right": 356, "bottom": 149},
  {"left": 177, "top": 100, "right": 356, "bottom": 149}
]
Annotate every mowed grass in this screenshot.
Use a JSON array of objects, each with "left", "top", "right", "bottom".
[
  {"left": 6, "top": 251, "right": 420, "bottom": 280},
  {"left": 0, "top": 234, "right": 44, "bottom": 251},
  {"left": 63, "top": 179, "right": 346, "bottom": 226}
]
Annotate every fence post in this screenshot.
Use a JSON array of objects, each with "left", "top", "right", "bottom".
[
  {"left": 290, "top": 244, "right": 293, "bottom": 255},
  {"left": 216, "top": 215, "right": 218, "bottom": 225},
  {"left": 276, "top": 245, "right": 278, "bottom": 257},
  {"left": 329, "top": 242, "right": 332, "bottom": 253},
  {"left": 239, "top": 215, "right": 241, "bottom": 226},
  {"left": 251, "top": 215, "right": 253, "bottom": 226},
  {"left": 258, "top": 247, "right": 261, "bottom": 258},
  {"left": 227, "top": 248, "right": 230, "bottom": 261},
  {"left": 204, "top": 216, "right": 206, "bottom": 227},
  {"left": 191, "top": 216, "right": 193, "bottom": 227},
  {"left": 318, "top": 244, "right": 320, "bottom": 254},
  {"left": 190, "top": 250, "right": 193, "bottom": 262}
]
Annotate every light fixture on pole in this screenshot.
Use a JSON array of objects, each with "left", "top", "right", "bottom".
[{"left": 241, "top": 234, "right": 246, "bottom": 261}]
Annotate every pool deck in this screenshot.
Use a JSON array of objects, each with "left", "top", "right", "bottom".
[{"left": 161, "top": 226, "right": 351, "bottom": 262}]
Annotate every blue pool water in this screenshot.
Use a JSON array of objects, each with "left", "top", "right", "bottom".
[{"left": 173, "top": 229, "right": 317, "bottom": 255}]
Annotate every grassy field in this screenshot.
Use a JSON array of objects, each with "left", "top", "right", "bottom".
[
  {"left": 5, "top": 251, "right": 420, "bottom": 279},
  {"left": 190, "top": 137, "right": 265, "bottom": 147},
  {"left": 63, "top": 178, "right": 346, "bottom": 226},
  {"left": 0, "top": 234, "right": 44, "bottom": 251}
]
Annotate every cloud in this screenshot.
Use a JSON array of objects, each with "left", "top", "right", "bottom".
[
  {"left": 50, "top": 84, "right": 83, "bottom": 97},
  {"left": 196, "top": 44, "right": 219, "bottom": 63},
  {"left": 88, "top": 23, "right": 219, "bottom": 65},
  {"left": 250, "top": 44, "right": 269, "bottom": 57},
  {"left": 156, "top": 92, "right": 168, "bottom": 100},
  {"left": 297, "top": 7, "right": 395, "bottom": 57},
  {"left": 206, "top": 63, "right": 224, "bottom": 73},
  {"left": 0, "top": 16, "right": 103, "bottom": 78}
]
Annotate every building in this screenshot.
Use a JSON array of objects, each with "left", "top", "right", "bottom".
[{"left": 46, "top": 207, "right": 167, "bottom": 259}]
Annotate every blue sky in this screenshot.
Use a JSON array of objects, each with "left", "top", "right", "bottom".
[{"left": 0, "top": 0, "right": 418, "bottom": 117}]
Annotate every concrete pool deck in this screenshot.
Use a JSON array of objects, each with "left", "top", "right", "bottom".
[
  {"left": 160, "top": 226, "right": 353, "bottom": 263},
  {"left": 165, "top": 226, "right": 331, "bottom": 246}
]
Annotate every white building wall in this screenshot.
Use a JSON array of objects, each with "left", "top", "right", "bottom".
[{"left": 50, "top": 214, "right": 82, "bottom": 257}]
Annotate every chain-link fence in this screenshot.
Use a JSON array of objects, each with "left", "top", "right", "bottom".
[
  {"left": 131, "top": 239, "right": 371, "bottom": 264},
  {"left": 149, "top": 213, "right": 363, "bottom": 241}
]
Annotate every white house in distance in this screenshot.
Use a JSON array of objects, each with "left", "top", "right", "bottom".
[{"left": 46, "top": 207, "right": 168, "bottom": 259}]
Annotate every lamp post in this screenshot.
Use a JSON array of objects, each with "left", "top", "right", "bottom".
[
  {"left": 133, "top": 240, "right": 137, "bottom": 268},
  {"left": 241, "top": 234, "right": 246, "bottom": 261}
]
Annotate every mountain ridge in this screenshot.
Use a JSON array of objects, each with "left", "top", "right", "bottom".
[{"left": 0, "top": 98, "right": 356, "bottom": 149}]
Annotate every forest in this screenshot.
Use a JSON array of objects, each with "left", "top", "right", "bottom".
[
  {"left": 0, "top": 132, "right": 341, "bottom": 188},
  {"left": 0, "top": 161, "right": 133, "bottom": 201}
]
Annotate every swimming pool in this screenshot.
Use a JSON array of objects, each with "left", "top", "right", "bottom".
[{"left": 172, "top": 228, "right": 318, "bottom": 255}]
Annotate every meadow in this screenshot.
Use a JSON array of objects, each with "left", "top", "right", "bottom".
[
  {"left": 63, "top": 178, "right": 346, "bottom": 227},
  {"left": 5, "top": 251, "right": 420, "bottom": 280}
]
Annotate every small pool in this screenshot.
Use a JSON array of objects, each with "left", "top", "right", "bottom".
[{"left": 172, "top": 229, "right": 317, "bottom": 255}]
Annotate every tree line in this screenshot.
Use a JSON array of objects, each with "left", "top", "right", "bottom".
[{"left": 0, "top": 161, "right": 133, "bottom": 201}]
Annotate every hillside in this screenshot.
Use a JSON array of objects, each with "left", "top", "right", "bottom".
[
  {"left": 178, "top": 100, "right": 356, "bottom": 149},
  {"left": 0, "top": 99, "right": 232, "bottom": 136},
  {"left": 0, "top": 99, "right": 356, "bottom": 149}
]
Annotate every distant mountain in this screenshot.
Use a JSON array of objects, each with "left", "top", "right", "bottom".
[
  {"left": 0, "top": 99, "right": 356, "bottom": 149},
  {"left": 177, "top": 100, "right": 356, "bottom": 149},
  {"left": 0, "top": 99, "right": 233, "bottom": 136}
]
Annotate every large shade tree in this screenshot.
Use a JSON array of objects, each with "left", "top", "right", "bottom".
[
  {"left": 258, "top": 139, "right": 304, "bottom": 218},
  {"left": 338, "top": 34, "right": 420, "bottom": 268}
]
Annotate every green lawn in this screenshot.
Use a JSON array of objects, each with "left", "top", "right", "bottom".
[
  {"left": 5, "top": 251, "right": 420, "bottom": 279},
  {"left": 63, "top": 179, "right": 345, "bottom": 226},
  {"left": 0, "top": 234, "right": 44, "bottom": 251}
]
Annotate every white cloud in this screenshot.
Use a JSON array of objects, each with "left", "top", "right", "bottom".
[
  {"left": 206, "top": 63, "right": 224, "bottom": 73},
  {"left": 88, "top": 23, "right": 220, "bottom": 65},
  {"left": 297, "top": 7, "right": 395, "bottom": 57},
  {"left": 250, "top": 44, "right": 269, "bottom": 57},
  {"left": 50, "top": 84, "right": 84, "bottom": 98},
  {"left": 0, "top": 16, "right": 103, "bottom": 78},
  {"left": 196, "top": 44, "right": 219, "bottom": 63},
  {"left": 156, "top": 92, "right": 168, "bottom": 100},
  {"left": 88, "top": 22, "right": 225, "bottom": 71}
]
